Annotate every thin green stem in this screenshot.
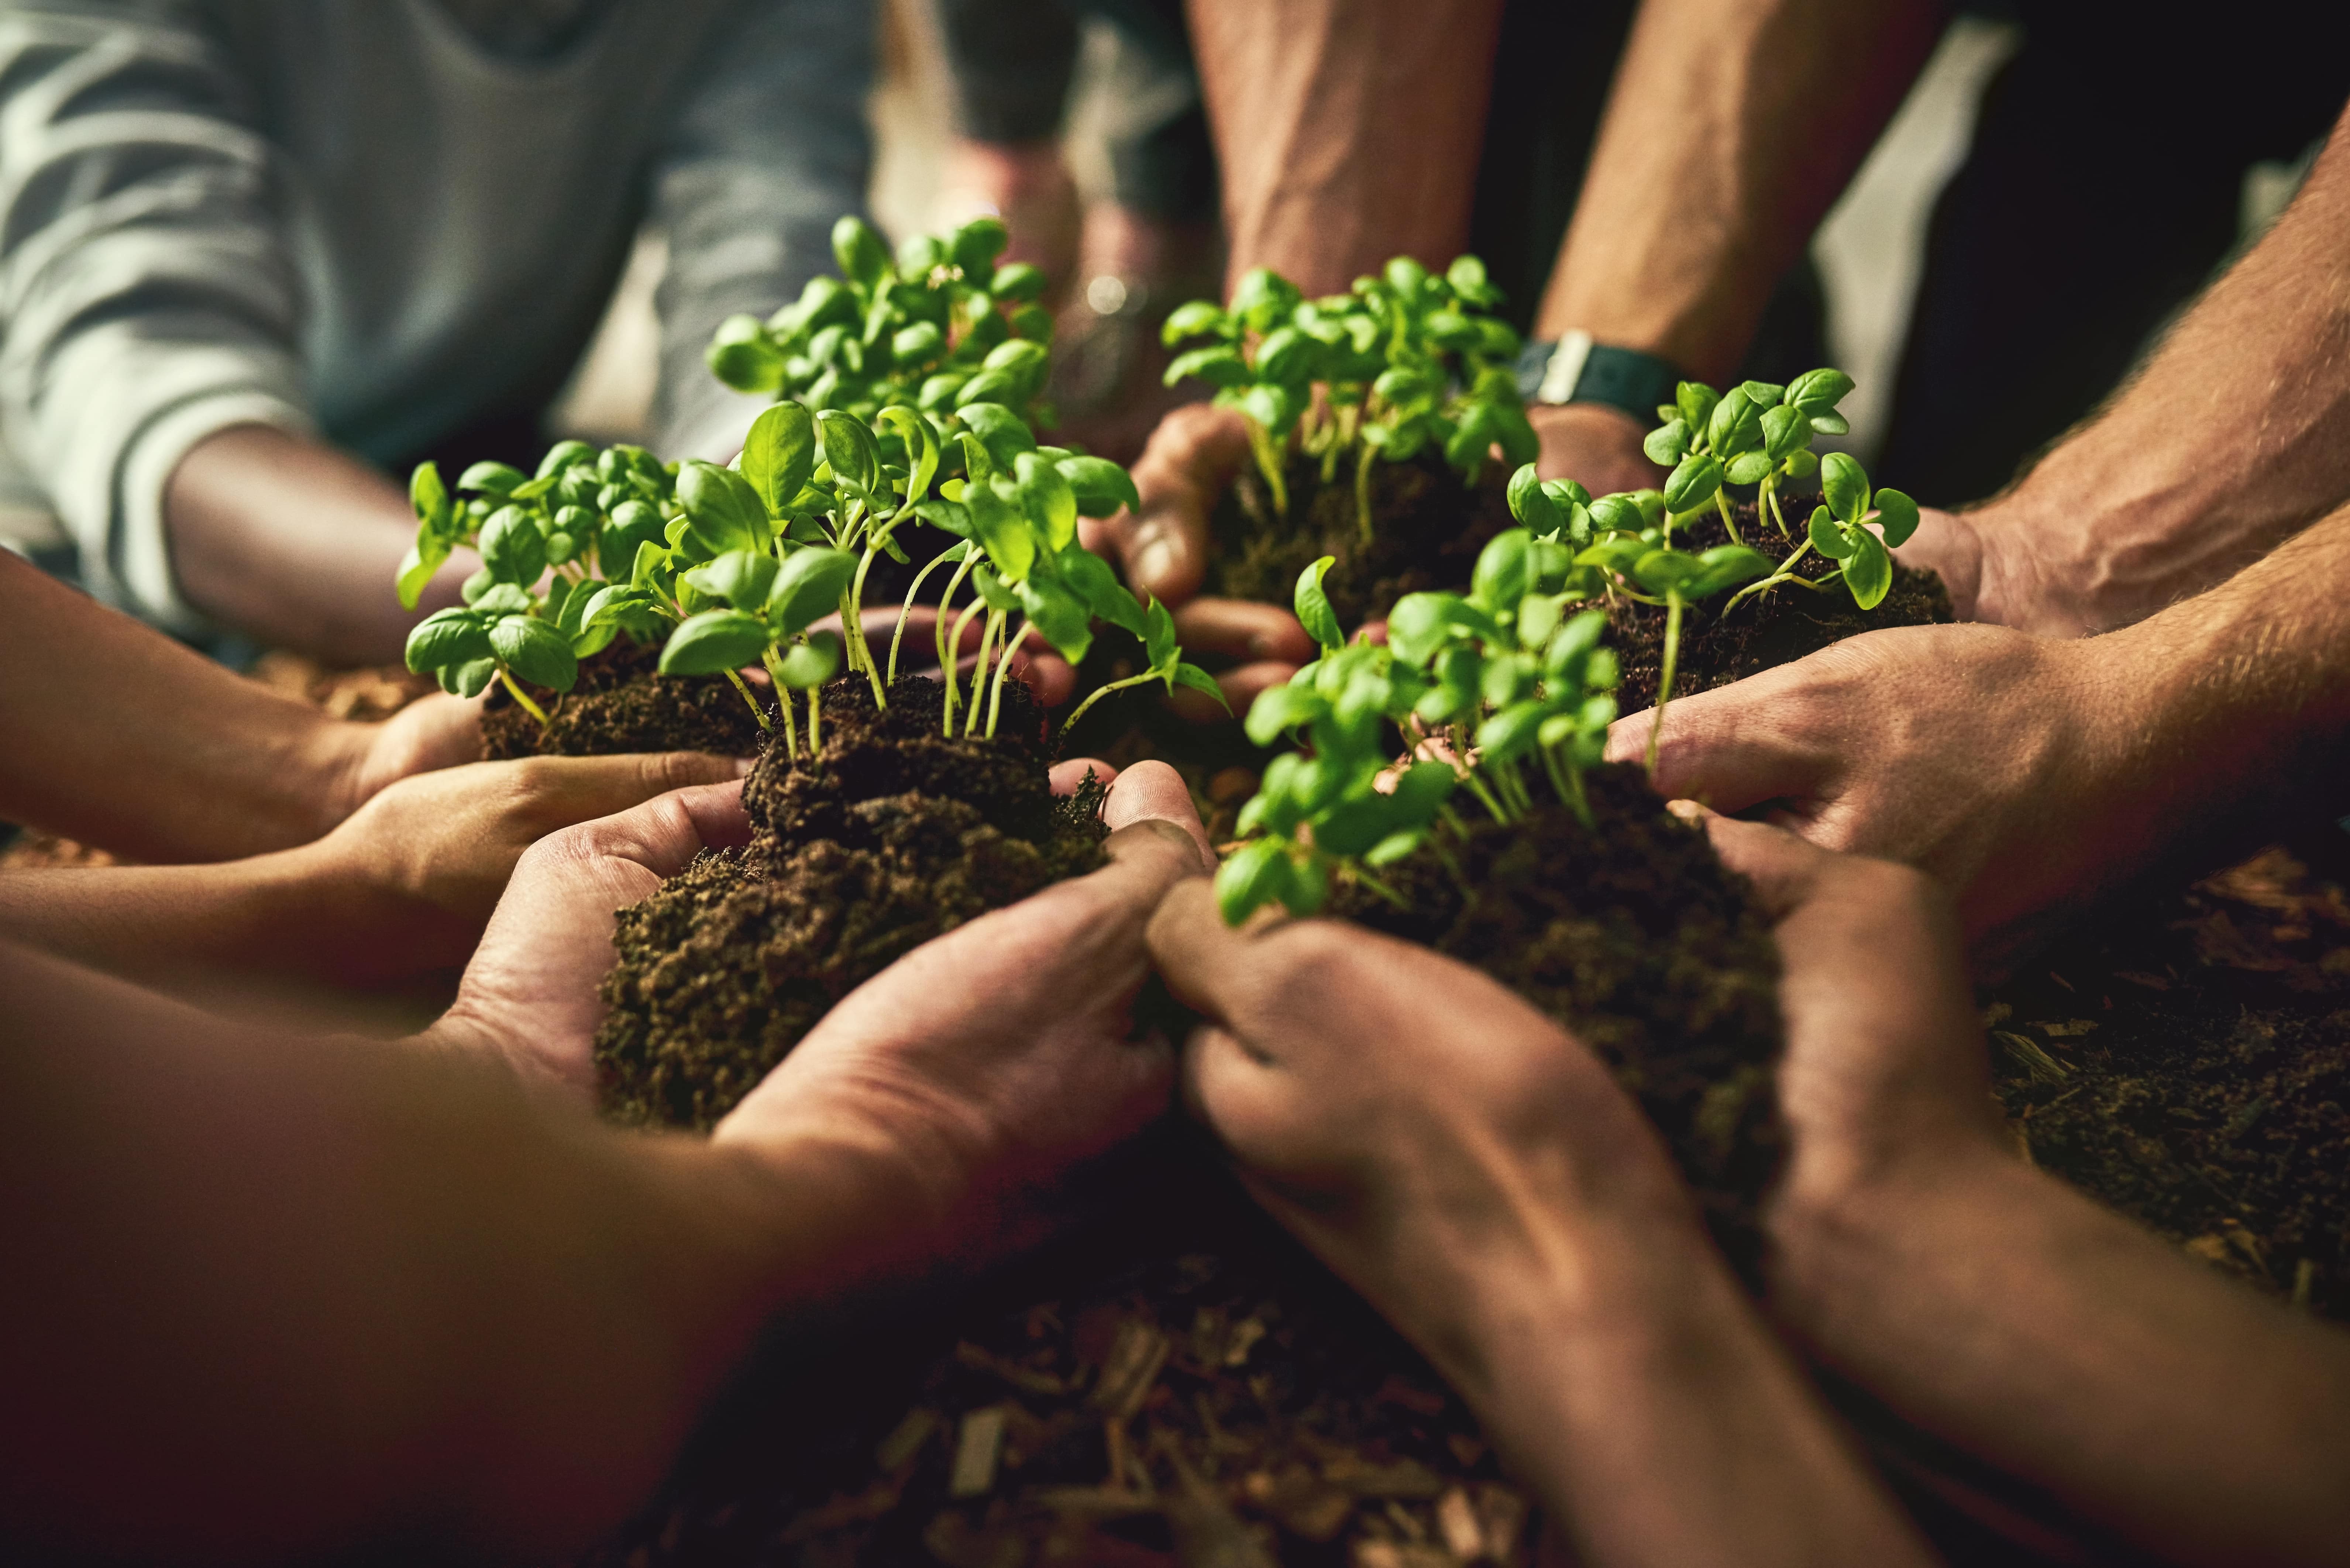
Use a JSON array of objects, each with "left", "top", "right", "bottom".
[
  {"left": 985, "top": 618, "right": 1036, "bottom": 738},
  {"left": 945, "top": 595, "right": 989, "bottom": 735},
  {"left": 1712, "top": 487, "right": 1742, "bottom": 545},
  {"left": 1646, "top": 590, "right": 1683, "bottom": 777},
  {"left": 497, "top": 667, "right": 552, "bottom": 728},
  {"left": 1245, "top": 417, "right": 1290, "bottom": 519},
  {"left": 1348, "top": 863, "right": 1410, "bottom": 910},
  {"left": 965, "top": 610, "right": 1002, "bottom": 737},
  {"left": 1355, "top": 442, "right": 1378, "bottom": 545},
  {"left": 890, "top": 544, "right": 964, "bottom": 686},
  {"left": 760, "top": 648, "right": 796, "bottom": 756},
  {"left": 722, "top": 667, "right": 771, "bottom": 733},
  {"left": 848, "top": 543, "right": 886, "bottom": 704},
  {"left": 1060, "top": 669, "right": 1159, "bottom": 740},
  {"left": 806, "top": 680, "right": 822, "bottom": 755},
  {"left": 1764, "top": 479, "right": 1790, "bottom": 538}
]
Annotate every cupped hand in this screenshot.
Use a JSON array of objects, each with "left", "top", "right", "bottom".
[
  {"left": 1607, "top": 622, "right": 2139, "bottom": 962},
  {"left": 302, "top": 751, "right": 745, "bottom": 995},
  {"left": 712, "top": 762, "right": 1214, "bottom": 1271},
  {"left": 317, "top": 693, "right": 488, "bottom": 828},
  {"left": 1146, "top": 884, "right": 1694, "bottom": 1376},
  {"left": 1679, "top": 805, "right": 2005, "bottom": 1215},
  {"left": 1528, "top": 402, "right": 1667, "bottom": 498}
]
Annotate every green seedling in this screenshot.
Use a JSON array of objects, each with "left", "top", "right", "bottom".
[
  {"left": 708, "top": 216, "right": 1054, "bottom": 431},
  {"left": 1215, "top": 528, "right": 1620, "bottom": 925},
  {"left": 1162, "top": 254, "right": 1535, "bottom": 535}
]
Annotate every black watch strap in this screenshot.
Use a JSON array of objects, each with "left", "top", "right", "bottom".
[{"left": 1514, "top": 332, "right": 1684, "bottom": 423}]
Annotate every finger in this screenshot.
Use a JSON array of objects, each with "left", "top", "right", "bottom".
[
  {"left": 998, "top": 644, "right": 1076, "bottom": 707},
  {"left": 1675, "top": 803, "right": 1836, "bottom": 921},
  {"left": 1087, "top": 402, "right": 1250, "bottom": 604},
  {"left": 1145, "top": 877, "right": 1271, "bottom": 1023},
  {"left": 512, "top": 750, "right": 751, "bottom": 830},
  {"left": 560, "top": 776, "right": 751, "bottom": 882},
  {"left": 1102, "top": 759, "right": 1213, "bottom": 872},
  {"left": 1603, "top": 673, "right": 1830, "bottom": 810},
  {"left": 1179, "top": 1019, "right": 1298, "bottom": 1161},
  {"left": 1049, "top": 757, "right": 1119, "bottom": 795},
  {"left": 1204, "top": 660, "right": 1302, "bottom": 720},
  {"left": 1171, "top": 597, "right": 1318, "bottom": 664}
]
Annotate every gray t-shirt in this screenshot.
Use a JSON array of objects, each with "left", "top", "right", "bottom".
[{"left": 0, "top": 0, "right": 872, "bottom": 629}]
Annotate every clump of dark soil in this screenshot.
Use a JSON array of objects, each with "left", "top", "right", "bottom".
[
  {"left": 1603, "top": 495, "right": 1952, "bottom": 713},
  {"left": 1328, "top": 763, "right": 1785, "bottom": 1270},
  {"left": 482, "top": 638, "right": 772, "bottom": 761},
  {"left": 1987, "top": 842, "right": 2350, "bottom": 1319},
  {"left": 1208, "top": 451, "right": 1516, "bottom": 628},
  {"left": 593, "top": 675, "right": 1107, "bottom": 1130}
]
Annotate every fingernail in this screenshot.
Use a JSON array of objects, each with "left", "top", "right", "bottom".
[
  {"left": 733, "top": 758, "right": 755, "bottom": 777},
  {"left": 1664, "top": 799, "right": 1705, "bottom": 820},
  {"left": 1134, "top": 539, "right": 1177, "bottom": 589}
]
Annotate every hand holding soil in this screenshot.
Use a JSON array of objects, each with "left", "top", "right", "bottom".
[
  {"left": 1525, "top": 401, "right": 1668, "bottom": 500},
  {"left": 711, "top": 762, "right": 1212, "bottom": 1276}
]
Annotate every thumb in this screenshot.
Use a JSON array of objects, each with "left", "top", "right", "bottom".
[
  {"left": 1102, "top": 759, "right": 1214, "bottom": 872},
  {"left": 509, "top": 750, "right": 753, "bottom": 830},
  {"left": 1090, "top": 403, "right": 1249, "bottom": 606}
]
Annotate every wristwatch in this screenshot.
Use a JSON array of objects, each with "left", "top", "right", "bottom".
[{"left": 1514, "top": 331, "right": 1684, "bottom": 423}]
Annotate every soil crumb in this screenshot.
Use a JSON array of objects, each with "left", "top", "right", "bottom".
[
  {"left": 1208, "top": 451, "right": 1516, "bottom": 628},
  {"left": 483, "top": 638, "right": 773, "bottom": 761},
  {"left": 592, "top": 675, "right": 1107, "bottom": 1130}
]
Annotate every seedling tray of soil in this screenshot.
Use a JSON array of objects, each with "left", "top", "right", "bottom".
[
  {"left": 1600, "top": 493, "right": 1950, "bottom": 714},
  {"left": 1208, "top": 451, "right": 1516, "bottom": 628},
  {"left": 482, "top": 640, "right": 771, "bottom": 762}
]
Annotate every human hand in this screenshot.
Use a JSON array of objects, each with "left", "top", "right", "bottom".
[
  {"left": 298, "top": 752, "right": 748, "bottom": 996},
  {"left": 331, "top": 693, "right": 487, "bottom": 817},
  {"left": 712, "top": 762, "right": 1212, "bottom": 1272},
  {"left": 1527, "top": 402, "right": 1666, "bottom": 498},
  {"left": 1608, "top": 622, "right": 2148, "bottom": 964},
  {"left": 1081, "top": 402, "right": 1318, "bottom": 714},
  {"left": 1147, "top": 886, "right": 1697, "bottom": 1386}
]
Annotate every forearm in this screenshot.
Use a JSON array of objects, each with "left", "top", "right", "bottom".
[
  {"left": 1185, "top": 0, "right": 1503, "bottom": 296},
  {"left": 0, "top": 943, "right": 933, "bottom": 1563},
  {"left": 1441, "top": 1208, "right": 1931, "bottom": 1567},
  {"left": 1774, "top": 1141, "right": 2350, "bottom": 1567},
  {"left": 0, "top": 548, "right": 380, "bottom": 861},
  {"left": 1983, "top": 102, "right": 2350, "bottom": 631},
  {"left": 1535, "top": 0, "right": 1943, "bottom": 377},
  {"left": 166, "top": 424, "right": 463, "bottom": 666}
]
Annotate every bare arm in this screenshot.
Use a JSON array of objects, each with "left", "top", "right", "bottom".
[
  {"left": 165, "top": 424, "right": 468, "bottom": 666},
  {"left": 1527, "top": 0, "right": 1945, "bottom": 494},
  {"left": 0, "top": 546, "right": 478, "bottom": 862},
  {"left": 1185, "top": 0, "right": 1504, "bottom": 298},
  {"left": 1936, "top": 98, "right": 2350, "bottom": 634}
]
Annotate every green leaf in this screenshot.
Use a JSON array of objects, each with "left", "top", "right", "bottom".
[
  {"left": 1761, "top": 403, "right": 1812, "bottom": 461},
  {"left": 957, "top": 402, "right": 1037, "bottom": 469},
  {"left": 1873, "top": 487, "right": 1921, "bottom": 548},
  {"left": 1806, "top": 411, "right": 1850, "bottom": 437},
  {"left": 1161, "top": 299, "right": 1229, "bottom": 344},
  {"left": 477, "top": 504, "right": 546, "bottom": 585},
  {"left": 1674, "top": 381, "right": 1718, "bottom": 433},
  {"left": 445, "top": 658, "right": 497, "bottom": 699},
  {"left": 1690, "top": 544, "right": 1775, "bottom": 599},
  {"left": 395, "top": 538, "right": 448, "bottom": 611},
  {"left": 1507, "top": 463, "right": 1563, "bottom": 535},
  {"left": 1287, "top": 555, "right": 1343, "bottom": 652},
  {"left": 1544, "top": 608, "right": 1608, "bottom": 678},
  {"left": 891, "top": 321, "right": 945, "bottom": 363},
  {"left": 1056, "top": 455, "right": 1140, "bottom": 518},
  {"left": 1808, "top": 504, "right": 1855, "bottom": 560},
  {"left": 912, "top": 499, "right": 972, "bottom": 537},
  {"left": 951, "top": 215, "right": 1009, "bottom": 282},
  {"left": 1016, "top": 572, "right": 1094, "bottom": 665},
  {"left": 969, "top": 562, "right": 1019, "bottom": 613},
  {"left": 832, "top": 215, "right": 891, "bottom": 290},
  {"left": 1844, "top": 530, "right": 1893, "bottom": 610},
  {"left": 741, "top": 402, "right": 816, "bottom": 516},
  {"left": 1821, "top": 451, "right": 1870, "bottom": 524},
  {"left": 678, "top": 459, "right": 769, "bottom": 555},
  {"left": 1059, "top": 545, "right": 1146, "bottom": 634},
  {"left": 766, "top": 546, "right": 857, "bottom": 635},
  {"left": 409, "top": 461, "right": 453, "bottom": 535},
  {"left": 1517, "top": 591, "right": 1563, "bottom": 651},
  {"left": 1216, "top": 836, "right": 1300, "bottom": 926},
  {"left": 965, "top": 480, "right": 1037, "bottom": 583},
  {"left": 1143, "top": 594, "right": 1178, "bottom": 671},
  {"left": 1470, "top": 529, "right": 1533, "bottom": 615},
  {"left": 1739, "top": 380, "right": 1786, "bottom": 408},
  {"left": 1245, "top": 682, "right": 1329, "bottom": 747},
  {"left": 660, "top": 609, "right": 772, "bottom": 675},
  {"left": 1786, "top": 367, "right": 1856, "bottom": 416},
  {"left": 775, "top": 634, "right": 840, "bottom": 689},
  {"left": 1662, "top": 452, "right": 1723, "bottom": 515},
  {"left": 403, "top": 607, "right": 489, "bottom": 673},
  {"left": 491, "top": 614, "right": 579, "bottom": 691},
  {"left": 1706, "top": 386, "right": 1762, "bottom": 455},
  {"left": 1386, "top": 591, "right": 1472, "bottom": 667},
  {"left": 1643, "top": 418, "right": 1692, "bottom": 467},
  {"left": 683, "top": 548, "right": 779, "bottom": 611},
  {"left": 1476, "top": 701, "right": 1548, "bottom": 764},
  {"left": 1165, "top": 345, "right": 1249, "bottom": 389},
  {"left": 1587, "top": 493, "right": 1647, "bottom": 535},
  {"left": 1724, "top": 451, "right": 1773, "bottom": 485},
  {"left": 876, "top": 404, "right": 940, "bottom": 506},
  {"left": 457, "top": 461, "right": 525, "bottom": 496},
  {"left": 990, "top": 260, "right": 1047, "bottom": 302},
  {"left": 1170, "top": 662, "right": 1228, "bottom": 709},
  {"left": 1014, "top": 451, "right": 1079, "bottom": 549},
  {"left": 816, "top": 409, "right": 882, "bottom": 496},
  {"left": 1631, "top": 549, "right": 1705, "bottom": 596}
]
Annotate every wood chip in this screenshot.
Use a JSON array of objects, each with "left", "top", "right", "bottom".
[
  {"left": 949, "top": 1405, "right": 1009, "bottom": 1498},
  {"left": 1436, "top": 1487, "right": 1483, "bottom": 1559},
  {"left": 2037, "top": 1018, "right": 2098, "bottom": 1037},
  {"left": 954, "top": 1340, "right": 1067, "bottom": 1396},
  {"left": 1325, "top": 1455, "right": 1446, "bottom": 1498},
  {"left": 1090, "top": 1319, "right": 1171, "bottom": 1421},
  {"left": 1351, "top": 1543, "right": 1455, "bottom": 1568},
  {"left": 874, "top": 1406, "right": 940, "bottom": 1472},
  {"left": 1224, "top": 1317, "right": 1267, "bottom": 1367},
  {"left": 1476, "top": 1483, "right": 1528, "bottom": 1561}
]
